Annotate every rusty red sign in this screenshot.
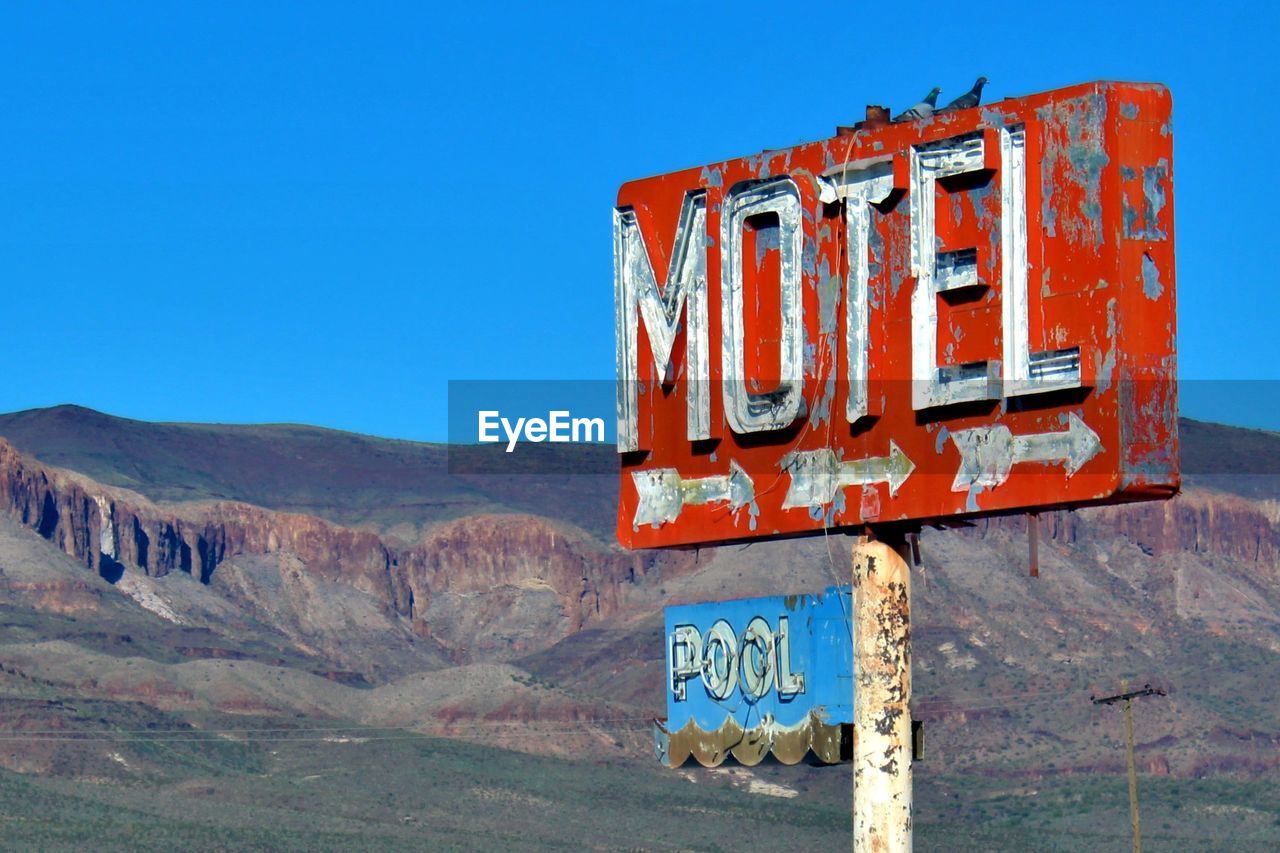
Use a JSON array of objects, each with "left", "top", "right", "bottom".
[{"left": 614, "top": 81, "right": 1177, "bottom": 549}]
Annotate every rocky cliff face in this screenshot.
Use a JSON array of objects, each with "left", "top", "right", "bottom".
[
  {"left": 1, "top": 414, "right": 1279, "bottom": 787},
  {"left": 1, "top": 427, "right": 1276, "bottom": 675},
  {"left": 400, "top": 514, "right": 676, "bottom": 658},
  {"left": 957, "top": 488, "right": 1279, "bottom": 568},
  {"left": 0, "top": 438, "right": 689, "bottom": 663},
  {"left": 3, "top": 432, "right": 1275, "bottom": 647},
  {"left": 0, "top": 438, "right": 396, "bottom": 593}
]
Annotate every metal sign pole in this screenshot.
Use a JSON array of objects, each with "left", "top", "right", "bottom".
[{"left": 852, "top": 536, "right": 912, "bottom": 852}]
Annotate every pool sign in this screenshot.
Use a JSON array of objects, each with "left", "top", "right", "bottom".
[
  {"left": 655, "top": 587, "right": 853, "bottom": 767},
  {"left": 615, "top": 81, "right": 1178, "bottom": 549}
]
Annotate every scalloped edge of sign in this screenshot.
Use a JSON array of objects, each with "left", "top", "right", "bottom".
[{"left": 653, "top": 712, "right": 848, "bottom": 767}]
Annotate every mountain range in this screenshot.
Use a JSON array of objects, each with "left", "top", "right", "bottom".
[{"left": 0, "top": 404, "right": 1277, "bottom": 849}]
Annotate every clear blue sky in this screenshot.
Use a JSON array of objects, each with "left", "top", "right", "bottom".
[{"left": 3, "top": 2, "right": 1277, "bottom": 440}]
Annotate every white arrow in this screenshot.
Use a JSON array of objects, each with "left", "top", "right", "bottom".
[
  {"left": 950, "top": 412, "right": 1103, "bottom": 492},
  {"left": 782, "top": 441, "right": 916, "bottom": 509},
  {"left": 632, "top": 460, "right": 755, "bottom": 527}
]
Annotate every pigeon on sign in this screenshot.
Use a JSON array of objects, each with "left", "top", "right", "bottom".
[
  {"left": 937, "top": 76, "right": 989, "bottom": 113},
  {"left": 892, "top": 87, "right": 942, "bottom": 123}
]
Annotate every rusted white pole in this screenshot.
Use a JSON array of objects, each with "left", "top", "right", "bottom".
[{"left": 852, "top": 536, "right": 912, "bottom": 852}]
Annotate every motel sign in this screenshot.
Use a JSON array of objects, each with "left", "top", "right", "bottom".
[{"left": 615, "top": 81, "right": 1178, "bottom": 549}]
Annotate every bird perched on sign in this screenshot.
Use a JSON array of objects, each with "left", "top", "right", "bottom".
[
  {"left": 937, "top": 77, "right": 989, "bottom": 113},
  {"left": 892, "top": 87, "right": 941, "bottom": 123}
]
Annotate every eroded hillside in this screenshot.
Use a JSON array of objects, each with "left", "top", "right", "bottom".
[{"left": 0, "top": 406, "right": 1275, "bottom": 803}]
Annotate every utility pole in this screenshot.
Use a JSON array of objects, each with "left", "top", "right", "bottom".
[{"left": 1092, "top": 683, "right": 1167, "bottom": 853}]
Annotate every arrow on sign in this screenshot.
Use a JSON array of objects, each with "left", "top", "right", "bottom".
[
  {"left": 782, "top": 442, "right": 916, "bottom": 509},
  {"left": 632, "top": 461, "right": 755, "bottom": 527},
  {"left": 950, "top": 412, "right": 1103, "bottom": 492}
]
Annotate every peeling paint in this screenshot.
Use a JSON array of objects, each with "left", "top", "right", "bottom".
[
  {"left": 950, "top": 412, "right": 1103, "bottom": 490},
  {"left": 853, "top": 540, "right": 912, "bottom": 852},
  {"left": 632, "top": 462, "right": 754, "bottom": 527},
  {"left": 1142, "top": 161, "right": 1169, "bottom": 239},
  {"left": 910, "top": 132, "right": 1001, "bottom": 409},
  {"left": 614, "top": 194, "right": 711, "bottom": 451},
  {"left": 1094, "top": 297, "right": 1119, "bottom": 395},
  {"left": 1141, "top": 252, "right": 1163, "bottom": 300},
  {"left": 836, "top": 158, "right": 894, "bottom": 422},
  {"left": 979, "top": 106, "right": 1006, "bottom": 127},
  {"left": 783, "top": 443, "right": 914, "bottom": 507},
  {"left": 616, "top": 82, "right": 1178, "bottom": 550},
  {"left": 934, "top": 425, "right": 950, "bottom": 455},
  {"left": 721, "top": 178, "right": 805, "bottom": 434},
  {"left": 1042, "top": 95, "right": 1109, "bottom": 248}
]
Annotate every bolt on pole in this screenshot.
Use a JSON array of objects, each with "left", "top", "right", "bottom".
[{"left": 853, "top": 535, "right": 912, "bottom": 852}]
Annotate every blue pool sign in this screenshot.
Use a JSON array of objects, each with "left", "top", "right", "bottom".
[{"left": 654, "top": 586, "right": 853, "bottom": 767}]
